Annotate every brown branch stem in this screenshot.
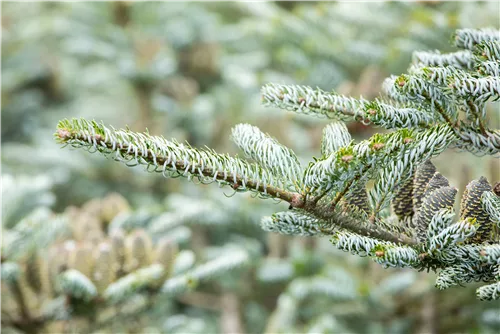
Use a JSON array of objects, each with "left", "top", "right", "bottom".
[
  {"left": 313, "top": 205, "right": 418, "bottom": 246},
  {"left": 466, "top": 100, "right": 488, "bottom": 136},
  {"left": 430, "top": 96, "right": 498, "bottom": 151}
]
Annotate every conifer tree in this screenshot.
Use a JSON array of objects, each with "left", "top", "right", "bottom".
[{"left": 55, "top": 28, "right": 500, "bottom": 301}]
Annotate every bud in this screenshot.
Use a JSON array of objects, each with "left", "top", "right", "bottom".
[
  {"left": 375, "top": 250, "right": 385, "bottom": 257},
  {"left": 341, "top": 155, "right": 354, "bottom": 163}
]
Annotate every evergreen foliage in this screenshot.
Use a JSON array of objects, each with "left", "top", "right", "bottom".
[
  {"left": 55, "top": 28, "right": 500, "bottom": 301},
  {"left": 3, "top": 2, "right": 500, "bottom": 333}
]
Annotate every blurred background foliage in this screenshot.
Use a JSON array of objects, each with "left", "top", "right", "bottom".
[{"left": 1, "top": 1, "right": 499, "bottom": 333}]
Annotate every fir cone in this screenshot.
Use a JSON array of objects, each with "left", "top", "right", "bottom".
[
  {"left": 423, "top": 173, "right": 450, "bottom": 198},
  {"left": 346, "top": 183, "right": 370, "bottom": 214},
  {"left": 393, "top": 177, "right": 414, "bottom": 221},
  {"left": 460, "top": 177, "right": 493, "bottom": 243},
  {"left": 413, "top": 160, "right": 437, "bottom": 213}
]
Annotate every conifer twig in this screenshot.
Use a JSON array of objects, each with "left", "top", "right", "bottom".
[{"left": 55, "top": 120, "right": 300, "bottom": 204}]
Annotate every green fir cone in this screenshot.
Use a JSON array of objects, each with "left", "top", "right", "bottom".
[
  {"left": 392, "top": 177, "right": 414, "bottom": 222},
  {"left": 110, "top": 229, "right": 126, "bottom": 278},
  {"left": 73, "top": 213, "right": 103, "bottom": 243},
  {"left": 416, "top": 186, "right": 457, "bottom": 243},
  {"left": 92, "top": 242, "right": 116, "bottom": 294},
  {"left": 68, "top": 242, "right": 95, "bottom": 279},
  {"left": 125, "top": 229, "right": 153, "bottom": 273},
  {"left": 460, "top": 177, "right": 493, "bottom": 243},
  {"left": 153, "top": 237, "right": 179, "bottom": 280},
  {"left": 346, "top": 183, "right": 370, "bottom": 214},
  {"left": 423, "top": 173, "right": 450, "bottom": 198},
  {"left": 100, "top": 193, "right": 131, "bottom": 225},
  {"left": 413, "top": 160, "right": 437, "bottom": 213}
]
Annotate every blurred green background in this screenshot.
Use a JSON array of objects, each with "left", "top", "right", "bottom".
[{"left": 2, "top": 2, "right": 499, "bottom": 334}]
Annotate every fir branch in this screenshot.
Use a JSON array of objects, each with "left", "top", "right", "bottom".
[
  {"left": 412, "top": 50, "right": 474, "bottom": 70},
  {"left": 454, "top": 126, "right": 500, "bottom": 157},
  {"left": 261, "top": 83, "right": 361, "bottom": 120},
  {"left": 436, "top": 263, "right": 495, "bottom": 290},
  {"left": 453, "top": 28, "right": 500, "bottom": 50},
  {"left": 382, "top": 75, "right": 412, "bottom": 104},
  {"left": 53, "top": 28, "right": 500, "bottom": 302},
  {"left": 161, "top": 249, "right": 249, "bottom": 296},
  {"left": 104, "top": 264, "right": 164, "bottom": 304},
  {"left": 477, "top": 282, "right": 500, "bottom": 301},
  {"left": 321, "top": 121, "right": 352, "bottom": 157},
  {"left": 59, "top": 269, "right": 98, "bottom": 302},
  {"left": 55, "top": 119, "right": 299, "bottom": 203},
  {"left": 480, "top": 244, "right": 500, "bottom": 265},
  {"left": 304, "top": 125, "right": 454, "bottom": 193},
  {"left": 449, "top": 75, "right": 500, "bottom": 103},
  {"left": 474, "top": 41, "right": 500, "bottom": 61},
  {"left": 426, "top": 208, "right": 455, "bottom": 251},
  {"left": 478, "top": 60, "right": 500, "bottom": 76},
  {"left": 231, "top": 123, "right": 302, "bottom": 190},
  {"left": 429, "top": 218, "right": 478, "bottom": 251},
  {"left": 330, "top": 230, "right": 392, "bottom": 257},
  {"left": 394, "top": 73, "right": 457, "bottom": 124},
  {"left": 260, "top": 211, "right": 324, "bottom": 236},
  {"left": 315, "top": 199, "right": 417, "bottom": 245},
  {"left": 372, "top": 244, "right": 420, "bottom": 268},
  {"left": 262, "top": 83, "right": 437, "bottom": 128},
  {"left": 437, "top": 244, "right": 482, "bottom": 266},
  {"left": 482, "top": 191, "right": 500, "bottom": 226}
]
